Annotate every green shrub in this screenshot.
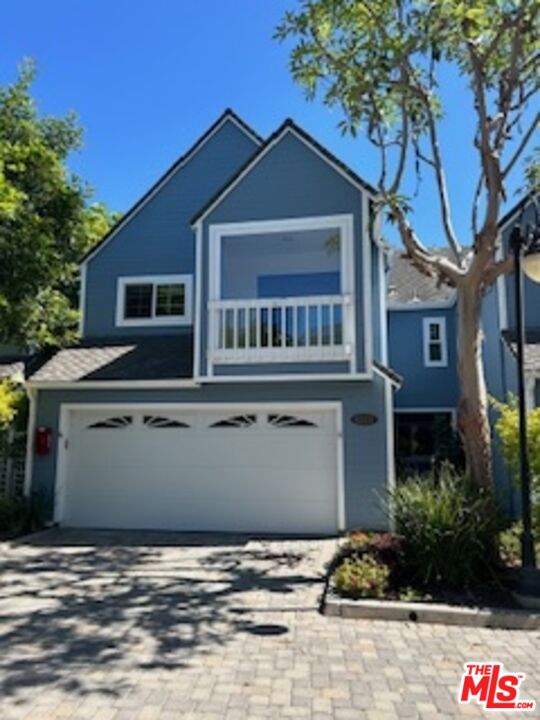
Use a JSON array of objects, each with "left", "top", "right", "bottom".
[
  {"left": 0, "top": 379, "right": 24, "bottom": 430},
  {"left": 493, "top": 396, "right": 540, "bottom": 534},
  {"left": 499, "top": 521, "right": 540, "bottom": 567},
  {"left": 0, "top": 495, "right": 44, "bottom": 537},
  {"left": 389, "top": 466, "right": 501, "bottom": 588},
  {"left": 333, "top": 555, "right": 390, "bottom": 599}
]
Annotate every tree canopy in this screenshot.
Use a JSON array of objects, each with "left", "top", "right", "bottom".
[
  {"left": 277, "top": 0, "right": 539, "bottom": 490},
  {"left": 0, "top": 61, "right": 118, "bottom": 348},
  {"left": 276, "top": 0, "right": 538, "bottom": 280}
]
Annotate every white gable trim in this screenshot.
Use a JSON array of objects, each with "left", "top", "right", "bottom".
[
  {"left": 388, "top": 296, "right": 457, "bottom": 311},
  {"left": 191, "top": 125, "right": 375, "bottom": 227},
  {"left": 81, "top": 114, "right": 262, "bottom": 268}
]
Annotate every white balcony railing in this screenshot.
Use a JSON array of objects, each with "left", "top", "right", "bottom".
[{"left": 208, "top": 294, "right": 353, "bottom": 364}]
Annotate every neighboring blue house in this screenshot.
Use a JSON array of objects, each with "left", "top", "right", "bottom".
[
  {"left": 24, "top": 110, "right": 399, "bottom": 535},
  {"left": 388, "top": 194, "right": 539, "bottom": 512},
  {"left": 387, "top": 250, "right": 460, "bottom": 475}
]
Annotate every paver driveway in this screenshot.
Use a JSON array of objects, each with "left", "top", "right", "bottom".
[{"left": 0, "top": 529, "right": 538, "bottom": 719}]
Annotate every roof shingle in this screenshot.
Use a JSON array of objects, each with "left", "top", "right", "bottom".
[
  {"left": 28, "top": 335, "right": 193, "bottom": 383},
  {"left": 387, "top": 249, "right": 457, "bottom": 306},
  {"left": 502, "top": 329, "right": 540, "bottom": 373}
]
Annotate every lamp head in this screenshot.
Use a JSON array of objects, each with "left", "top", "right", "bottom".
[{"left": 522, "top": 227, "right": 540, "bottom": 283}]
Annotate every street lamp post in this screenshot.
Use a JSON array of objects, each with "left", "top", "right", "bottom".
[{"left": 510, "top": 221, "right": 540, "bottom": 571}]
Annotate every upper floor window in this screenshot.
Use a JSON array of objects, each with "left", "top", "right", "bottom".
[
  {"left": 115, "top": 275, "right": 192, "bottom": 327},
  {"left": 423, "top": 317, "right": 448, "bottom": 367}
]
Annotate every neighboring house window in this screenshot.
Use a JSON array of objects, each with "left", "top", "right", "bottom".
[
  {"left": 423, "top": 317, "right": 447, "bottom": 367},
  {"left": 116, "top": 275, "right": 192, "bottom": 327}
]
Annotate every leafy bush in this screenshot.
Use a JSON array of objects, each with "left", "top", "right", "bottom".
[
  {"left": 333, "top": 555, "right": 390, "bottom": 599},
  {"left": 0, "top": 379, "right": 23, "bottom": 429},
  {"left": 0, "top": 495, "right": 44, "bottom": 538},
  {"left": 389, "top": 466, "right": 502, "bottom": 588},
  {"left": 493, "top": 396, "right": 540, "bottom": 534},
  {"left": 499, "top": 521, "right": 540, "bottom": 567}
]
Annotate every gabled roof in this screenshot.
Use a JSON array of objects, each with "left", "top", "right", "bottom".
[
  {"left": 498, "top": 192, "right": 537, "bottom": 231},
  {"left": 190, "top": 118, "right": 377, "bottom": 226},
  {"left": 81, "top": 109, "right": 263, "bottom": 265},
  {"left": 502, "top": 329, "right": 540, "bottom": 373},
  {"left": 387, "top": 249, "right": 457, "bottom": 307},
  {"left": 0, "top": 355, "right": 26, "bottom": 381}
]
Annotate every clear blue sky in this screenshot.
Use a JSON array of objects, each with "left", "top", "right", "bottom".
[{"left": 0, "top": 0, "right": 531, "bottom": 247}]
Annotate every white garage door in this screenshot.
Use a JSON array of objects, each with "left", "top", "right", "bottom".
[{"left": 58, "top": 405, "right": 340, "bottom": 534}]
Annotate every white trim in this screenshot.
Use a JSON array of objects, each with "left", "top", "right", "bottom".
[
  {"left": 115, "top": 274, "right": 193, "bottom": 327},
  {"left": 192, "top": 125, "right": 375, "bottom": 227},
  {"left": 362, "top": 192, "right": 373, "bottom": 375},
  {"left": 388, "top": 296, "right": 457, "bottom": 311},
  {"left": 78, "top": 263, "right": 87, "bottom": 335},
  {"left": 199, "top": 372, "right": 373, "bottom": 383},
  {"left": 55, "top": 405, "right": 69, "bottom": 523},
  {"left": 384, "top": 377, "right": 396, "bottom": 497},
  {"left": 423, "top": 316, "right": 448, "bottom": 367},
  {"left": 54, "top": 401, "right": 344, "bottom": 532},
  {"left": 23, "top": 388, "right": 37, "bottom": 498},
  {"left": 82, "top": 113, "right": 262, "bottom": 267},
  {"left": 378, "top": 246, "right": 389, "bottom": 364},
  {"left": 495, "top": 242, "right": 509, "bottom": 331},
  {"left": 207, "top": 214, "right": 359, "bottom": 374},
  {"left": 335, "top": 405, "right": 346, "bottom": 531},
  {"left": 372, "top": 364, "right": 401, "bottom": 388},
  {"left": 26, "top": 380, "right": 200, "bottom": 390},
  {"left": 193, "top": 221, "right": 203, "bottom": 379}
]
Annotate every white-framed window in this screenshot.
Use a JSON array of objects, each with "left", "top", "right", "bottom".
[
  {"left": 115, "top": 275, "right": 193, "bottom": 327},
  {"left": 423, "top": 317, "right": 448, "bottom": 367}
]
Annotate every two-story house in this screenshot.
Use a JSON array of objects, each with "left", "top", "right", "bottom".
[{"left": 24, "top": 110, "right": 399, "bottom": 535}]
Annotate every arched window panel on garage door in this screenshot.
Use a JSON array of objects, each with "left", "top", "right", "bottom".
[
  {"left": 267, "top": 414, "right": 318, "bottom": 428},
  {"left": 143, "top": 415, "right": 191, "bottom": 429},
  {"left": 86, "top": 416, "right": 133, "bottom": 429},
  {"left": 209, "top": 414, "right": 257, "bottom": 428}
]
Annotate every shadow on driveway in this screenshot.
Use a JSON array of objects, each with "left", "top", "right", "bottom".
[{"left": 0, "top": 529, "right": 334, "bottom": 701}]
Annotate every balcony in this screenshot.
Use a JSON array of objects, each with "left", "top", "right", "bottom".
[
  {"left": 206, "top": 214, "right": 355, "bottom": 368},
  {"left": 208, "top": 294, "right": 352, "bottom": 364}
]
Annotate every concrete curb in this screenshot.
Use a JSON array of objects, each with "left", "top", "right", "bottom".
[{"left": 323, "top": 593, "right": 540, "bottom": 629}]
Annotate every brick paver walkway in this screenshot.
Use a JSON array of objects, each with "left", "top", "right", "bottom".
[{"left": 0, "top": 529, "right": 538, "bottom": 719}]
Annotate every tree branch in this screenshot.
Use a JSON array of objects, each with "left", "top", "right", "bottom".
[
  {"left": 502, "top": 111, "right": 539, "bottom": 179},
  {"left": 387, "top": 202, "right": 464, "bottom": 286},
  {"left": 471, "top": 174, "right": 483, "bottom": 239},
  {"left": 482, "top": 255, "right": 514, "bottom": 286},
  {"left": 389, "top": 94, "right": 409, "bottom": 195}
]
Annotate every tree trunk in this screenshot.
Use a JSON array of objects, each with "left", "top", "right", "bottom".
[{"left": 456, "top": 282, "right": 494, "bottom": 490}]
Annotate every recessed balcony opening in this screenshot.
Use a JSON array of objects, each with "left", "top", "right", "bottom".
[
  {"left": 220, "top": 226, "right": 342, "bottom": 300},
  {"left": 208, "top": 216, "right": 355, "bottom": 365}
]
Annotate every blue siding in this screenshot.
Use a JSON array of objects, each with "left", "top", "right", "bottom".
[
  {"left": 199, "top": 131, "right": 370, "bottom": 376},
  {"left": 482, "top": 283, "right": 516, "bottom": 514},
  {"left": 32, "top": 378, "right": 393, "bottom": 532},
  {"left": 83, "top": 119, "right": 259, "bottom": 338},
  {"left": 503, "top": 202, "right": 540, "bottom": 331},
  {"left": 388, "top": 306, "right": 459, "bottom": 408}
]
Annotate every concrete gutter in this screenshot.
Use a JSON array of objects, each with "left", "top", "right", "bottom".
[{"left": 323, "top": 592, "right": 540, "bottom": 630}]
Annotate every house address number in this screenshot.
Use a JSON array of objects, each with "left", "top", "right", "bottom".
[{"left": 351, "top": 413, "right": 378, "bottom": 426}]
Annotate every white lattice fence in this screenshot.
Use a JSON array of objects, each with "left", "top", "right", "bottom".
[{"left": 0, "top": 429, "right": 26, "bottom": 498}]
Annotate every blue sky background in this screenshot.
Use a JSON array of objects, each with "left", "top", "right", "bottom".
[{"left": 0, "top": 0, "right": 533, "bottom": 248}]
